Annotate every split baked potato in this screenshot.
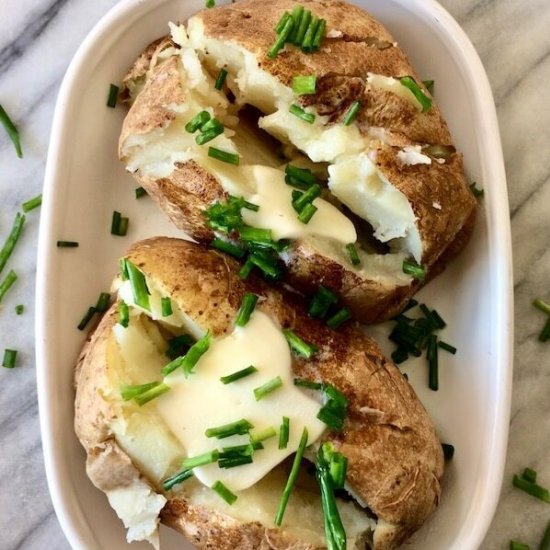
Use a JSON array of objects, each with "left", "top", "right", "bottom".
[
  {"left": 118, "top": 0, "right": 476, "bottom": 324},
  {"left": 74, "top": 237, "right": 444, "bottom": 550}
]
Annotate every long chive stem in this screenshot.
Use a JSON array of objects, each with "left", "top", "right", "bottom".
[
  {"left": 400, "top": 76, "right": 432, "bottom": 112},
  {"left": 0, "top": 212, "right": 25, "bottom": 275},
  {"left": 0, "top": 270, "right": 17, "bottom": 303},
  {"left": 268, "top": 17, "right": 294, "bottom": 59},
  {"left": 182, "top": 450, "right": 219, "bottom": 469},
  {"left": 0, "top": 104, "right": 23, "bottom": 158},
  {"left": 512, "top": 474, "right": 550, "bottom": 503},
  {"left": 134, "top": 383, "right": 170, "bottom": 406},
  {"left": 120, "top": 381, "right": 160, "bottom": 401},
  {"left": 205, "top": 418, "right": 254, "bottom": 439},
  {"left": 162, "top": 469, "right": 193, "bottom": 491},
  {"left": 220, "top": 365, "right": 258, "bottom": 384},
  {"left": 208, "top": 146, "right": 240, "bottom": 165},
  {"left": 125, "top": 261, "right": 151, "bottom": 311}
]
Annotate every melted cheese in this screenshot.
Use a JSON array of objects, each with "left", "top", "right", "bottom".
[
  {"left": 156, "top": 310, "right": 326, "bottom": 492},
  {"left": 241, "top": 165, "right": 357, "bottom": 244},
  {"left": 366, "top": 73, "right": 423, "bottom": 111}
]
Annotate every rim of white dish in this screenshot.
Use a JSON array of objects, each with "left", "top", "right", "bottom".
[{"left": 35, "top": 0, "right": 513, "bottom": 549}]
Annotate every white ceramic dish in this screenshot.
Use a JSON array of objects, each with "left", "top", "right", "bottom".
[{"left": 36, "top": 0, "right": 512, "bottom": 548}]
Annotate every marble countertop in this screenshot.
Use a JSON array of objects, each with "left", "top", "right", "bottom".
[{"left": 1, "top": 0, "right": 549, "bottom": 548}]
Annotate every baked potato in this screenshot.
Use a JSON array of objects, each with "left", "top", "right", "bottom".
[
  {"left": 74, "top": 237, "right": 444, "bottom": 550},
  {"left": 118, "top": 0, "right": 476, "bottom": 324}
]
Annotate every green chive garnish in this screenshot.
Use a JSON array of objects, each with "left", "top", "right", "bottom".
[
  {"left": 0, "top": 104, "right": 23, "bottom": 158},
  {"left": 250, "top": 426, "right": 277, "bottom": 444},
  {"left": 268, "top": 17, "right": 294, "bottom": 59},
  {"left": 0, "top": 212, "right": 25, "bottom": 275},
  {"left": 533, "top": 298, "right": 550, "bottom": 315},
  {"left": 275, "top": 12, "right": 291, "bottom": 34},
  {"left": 111, "top": 210, "right": 129, "bottom": 236},
  {"left": 120, "top": 381, "right": 160, "bottom": 401},
  {"left": 294, "top": 184, "right": 321, "bottom": 212},
  {"left": 218, "top": 455, "right": 254, "bottom": 469},
  {"left": 253, "top": 376, "right": 283, "bottom": 401},
  {"left": 522, "top": 467, "right": 537, "bottom": 484},
  {"left": 470, "top": 182, "right": 484, "bottom": 198},
  {"left": 205, "top": 0, "right": 215, "bottom": 7},
  {"left": 119, "top": 258, "right": 129, "bottom": 280},
  {"left": 212, "top": 480, "right": 238, "bottom": 504},
  {"left": 165, "top": 334, "right": 194, "bottom": 360},
  {"left": 327, "top": 308, "right": 351, "bottom": 329},
  {"left": 205, "top": 418, "right": 254, "bottom": 439},
  {"left": 119, "top": 301, "right": 129, "bottom": 327},
  {"left": 125, "top": 261, "right": 150, "bottom": 311},
  {"left": 343, "top": 100, "right": 361, "bottom": 126},
  {"left": 186, "top": 111, "right": 211, "bottom": 133},
  {"left": 289, "top": 104, "right": 315, "bottom": 124},
  {"left": 427, "top": 334, "right": 439, "bottom": 391},
  {"left": 278, "top": 416, "right": 290, "bottom": 449},
  {"left": 106, "top": 84, "right": 119, "bottom": 108},
  {"left": 135, "top": 186, "right": 147, "bottom": 199},
  {"left": 317, "top": 385, "right": 348, "bottom": 431},
  {"left": 95, "top": 292, "right": 111, "bottom": 313},
  {"left": 292, "top": 75, "right": 317, "bottom": 96},
  {"left": 15, "top": 304, "right": 24, "bottom": 315},
  {"left": 182, "top": 450, "right": 220, "bottom": 469},
  {"left": 539, "top": 521, "right": 550, "bottom": 550},
  {"left": 239, "top": 259, "right": 254, "bottom": 280},
  {"left": 311, "top": 18, "right": 326, "bottom": 50},
  {"left": 295, "top": 9, "right": 312, "bottom": 45},
  {"left": 0, "top": 269, "right": 17, "bottom": 303},
  {"left": 161, "top": 331, "right": 211, "bottom": 377},
  {"left": 220, "top": 443, "right": 256, "bottom": 458},
  {"left": 239, "top": 226, "right": 273, "bottom": 243},
  {"left": 56, "top": 240, "right": 79, "bottom": 247},
  {"left": 235, "top": 293, "right": 259, "bottom": 327},
  {"left": 215, "top": 68, "right": 228, "bottom": 90},
  {"left": 400, "top": 76, "right": 432, "bottom": 112},
  {"left": 274, "top": 427, "right": 308, "bottom": 525},
  {"left": 211, "top": 237, "right": 245, "bottom": 258},
  {"left": 298, "top": 203, "right": 318, "bottom": 224},
  {"left": 162, "top": 468, "right": 193, "bottom": 491},
  {"left": 329, "top": 449, "right": 348, "bottom": 489},
  {"left": 402, "top": 260, "right": 426, "bottom": 280},
  {"left": 134, "top": 383, "right": 170, "bottom": 406},
  {"left": 301, "top": 15, "right": 319, "bottom": 52},
  {"left": 442, "top": 443, "right": 455, "bottom": 460},
  {"left": 283, "top": 329, "right": 318, "bottom": 358},
  {"left": 345, "top": 243, "right": 360, "bottom": 266},
  {"left": 422, "top": 80, "right": 435, "bottom": 94},
  {"left": 208, "top": 146, "right": 240, "bottom": 165},
  {"left": 288, "top": 5, "right": 304, "bottom": 43},
  {"left": 22, "top": 194, "right": 42, "bottom": 213},
  {"left": 512, "top": 474, "right": 550, "bottom": 503},
  {"left": 161, "top": 296, "right": 173, "bottom": 317},
  {"left": 438, "top": 340, "right": 457, "bottom": 354},
  {"left": 196, "top": 118, "right": 224, "bottom": 145},
  {"left": 509, "top": 542, "right": 530, "bottom": 550},
  {"left": 285, "top": 164, "right": 319, "bottom": 189},
  {"left": 220, "top": 365, "right": 258, "bottom": 384},
  {"left": 309, "top": 286, "right": 338, "bottom": 319},
  {"left": 77, "top": 306, "right": 97, "bottom": 331},
  {"left": 294, "top": 378, "right": 323, "bottom": 390},
  {"left": 540, "top": 319, "right": 550, "bottom": 342},
  {"left": 2, "top": 349, "right": 17, "bottom": 369}
]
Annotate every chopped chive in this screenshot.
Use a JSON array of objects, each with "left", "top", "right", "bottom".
[
  {"left": 212, "top": 480, "right": 238, "bottom": 504},
  {"left": 0, "top": 269, "right": 17, "bottom": 303},
  {"left": 162, "top": 331, "right": 211, "bottom": 377},
  {"left": 208, "top": 146, "right": 240, "bottom": 165},
  {"left": 283, "top": 329, "right": 318, "bottom": 358},
  {"left": 292, "top": 75, "right": 317, "bottom": 96},
  {"left": 214, "top": 68, "right": 228, "bottom": 90},
  {"left": 125, "top": 261, "right": 151, "bottom": 311},
  {"left": 438, "top": 340, "right": 457, "bottom": 354},
  {"left": 294, "top": 184, "right": 321, "bottom": 212},
  {"left": 22, "top": 194, "right": 42, "bottom": 213},
  {"left": 402, "top": 298, "right": 418, "bottom": 312},
  {"left": 119, "top": 258, "right": 129, "bottom": 280},
  {"left": 539, "top": 520, "right": 550, "bottom": 550},
  {"left": 205, "top": 418, "right": 254, "bottom": 439},
  {"left": 400, "top": 76, "right": 432, "bottom": 112},
  {"left": 2, "top": 349, "right": 17, "bottom": 369},
  {"left": 301, "top": 15, "right": 319, "bottom": 52},
  {"left": 522, "top": 467, "right": 537, "bottom": 484},
  {"left": 0, "top": 212, "right": 25, "bottom": 275},
  {"left": 309, "top": 286, "right": 338, "bottom": 319},
  {"left": 254, "top": 376, "right": 283, "bottom": 401},
  {"left": 403, "top": 260, "right": 426, "bottom": 280},
  {"left": 162, "top": 468, "right": 193, "bottom": 491},
  {"left": 220, "top": 443, "right": 256, "bottom": 458},
  {"left": 95, "top": 292, "right": 111, "bottom": 312},
  {"left": 289, "top": 104, "right": 315, "bottom": 124},
  {"left": 539, "top": 319, "right": 550, "bottom": 342},
  {"left": 77, "top": 306, "right": 97, "bottom": 331},
  {"left": 15, "top": 304, "right": 24, "bottom": 315},
  {"left": 268, "top": 17, "right": 294, "bottom": 59},
  {"left": 430, "top": 309, "right": 446, "bottom": 329},
  {"left": 118, "top": 216, "right": 129, "bottom": 236},
  {"left": 211, "top": 237, "right": 245, "bottom": 259},
  {"left": 391, "top": 348, "right": 409, "bottom": 364},
  {"left": 298, "top": 202, "right": 317, "bottom": 224},
  {"left": 274, "top": 427, "right": 308, "bottom": 525},
  {"left": 295, "top": 9, "right": 312, "bottom": 46},
  {"left": 0, "top": 104, "right": 23, "bottom": 157},
  {"left": 278, "top": 417, "right": 290, "bottom": 449},
  {"left": 196, "top": 118, "right": 224, "bottom": 145},
  {"left": 235, "top": 293, "right": 259, "bottom": 327},
  {"left": 470, "top": 182, "right": 484, "bottom": 198},
  {"left": 56, "top": 240, "right": 79, "bottom": 248},
  {"left": 512, "top": 474, "right": 550, "bottom": 503},
  {"left": 135, "top": 186, "right": 147, "bottom": 199},
  {"left": 274, "top": 12, "right": 291, "bottom": 33},
  {"left": 422, "top": 79, "right": 435, "bottom": 95},
  {"left": 161, "top": 296, "right": 173, "bottom": 317},
  {"left": 239, "top": 259, "right": 254, "bottom": 280},
  {"left": 327, "top": 308, "right": 351, "bottom": 329},
  {"left": 250, "top": 426, "right": 277, "bottom": 444},
  {"left": 249, "top": 253, "right": 282, "bottom": 280},
  {"left": 111, "top": 210, "right": 129, "bottom": 236},
  {"left": 234, "top": 196, "right": 259, "bottom": 211},
  {"left": 120, "top": 381, "right": 160, "bottom": 401},
  {"left": 345, "top": 242, "right": 360, "bottom": 266},
  {"left": 218, "top": 455, "right": 254, "bottom": 468},
  {"left": 182, "top": 450, "right": 219, "bottom": 469},
  {"left": 312, "top": 18, "right": 326, "bottom": 50},
  {"left": 106, "top": 84, "right": 119, "bottom": 108},
  {"left": 442, "top": 443, "right": 455, "bottom": 460},
  {"left": 285, "top": 164, "right": 319, "bottom": 189},
  {"left": 329, "top": 451, "right": 348, "bottom": 489},
  {"left": 186, "top": 111, "right": 211, "bottom": 133},
  {"left": 509, "top": 542, "right": 530, "bottom": 550},
  {"left": 165, "top": 334, "right": 194, "bottom": 360},
  {"left": 294, "top": 378, "right": 323, "bottom": 390},
  {"left": 343, "top": 100, "right": 361, "bottom": 126},
  {"left": 220, "top": 365, "right": 258, "bottom": 384},
  {"left": 427, "top": 335, "right": 439, "bottom": 391},
  {"left": 205, "top": 0, "right": 215, "bottom": 7},
  {"left": 533, "top": 298, "right": 550, "bottom": 316},
  {"left": 119, "top": 301, "right": 129, "bottom": 328},
  {"left": 239, "top": 226, "right": 273, "bottom": 243},
  {"left": 134, "top": 383, "right": 170, "bottom": 406},
  {"left": 288, "top": 5, "right": 304, "bottom": 43},
  {"left": 317, "top": 385, "right": 348, "bottom": 431}
]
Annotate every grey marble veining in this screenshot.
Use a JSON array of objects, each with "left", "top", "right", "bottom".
[{"left": 0, "top": 0, "right": 549, "bottom": 548}]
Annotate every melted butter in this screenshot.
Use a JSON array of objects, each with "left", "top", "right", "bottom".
[
  {"left": 366, "top": 73, "right": 423, "bottom": 111},
  {"left": 155, "top": 310, "right": 326, "bottom": 492},
  {"left": 241, "top": 165, "right": 357, "bottom": 244}
]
